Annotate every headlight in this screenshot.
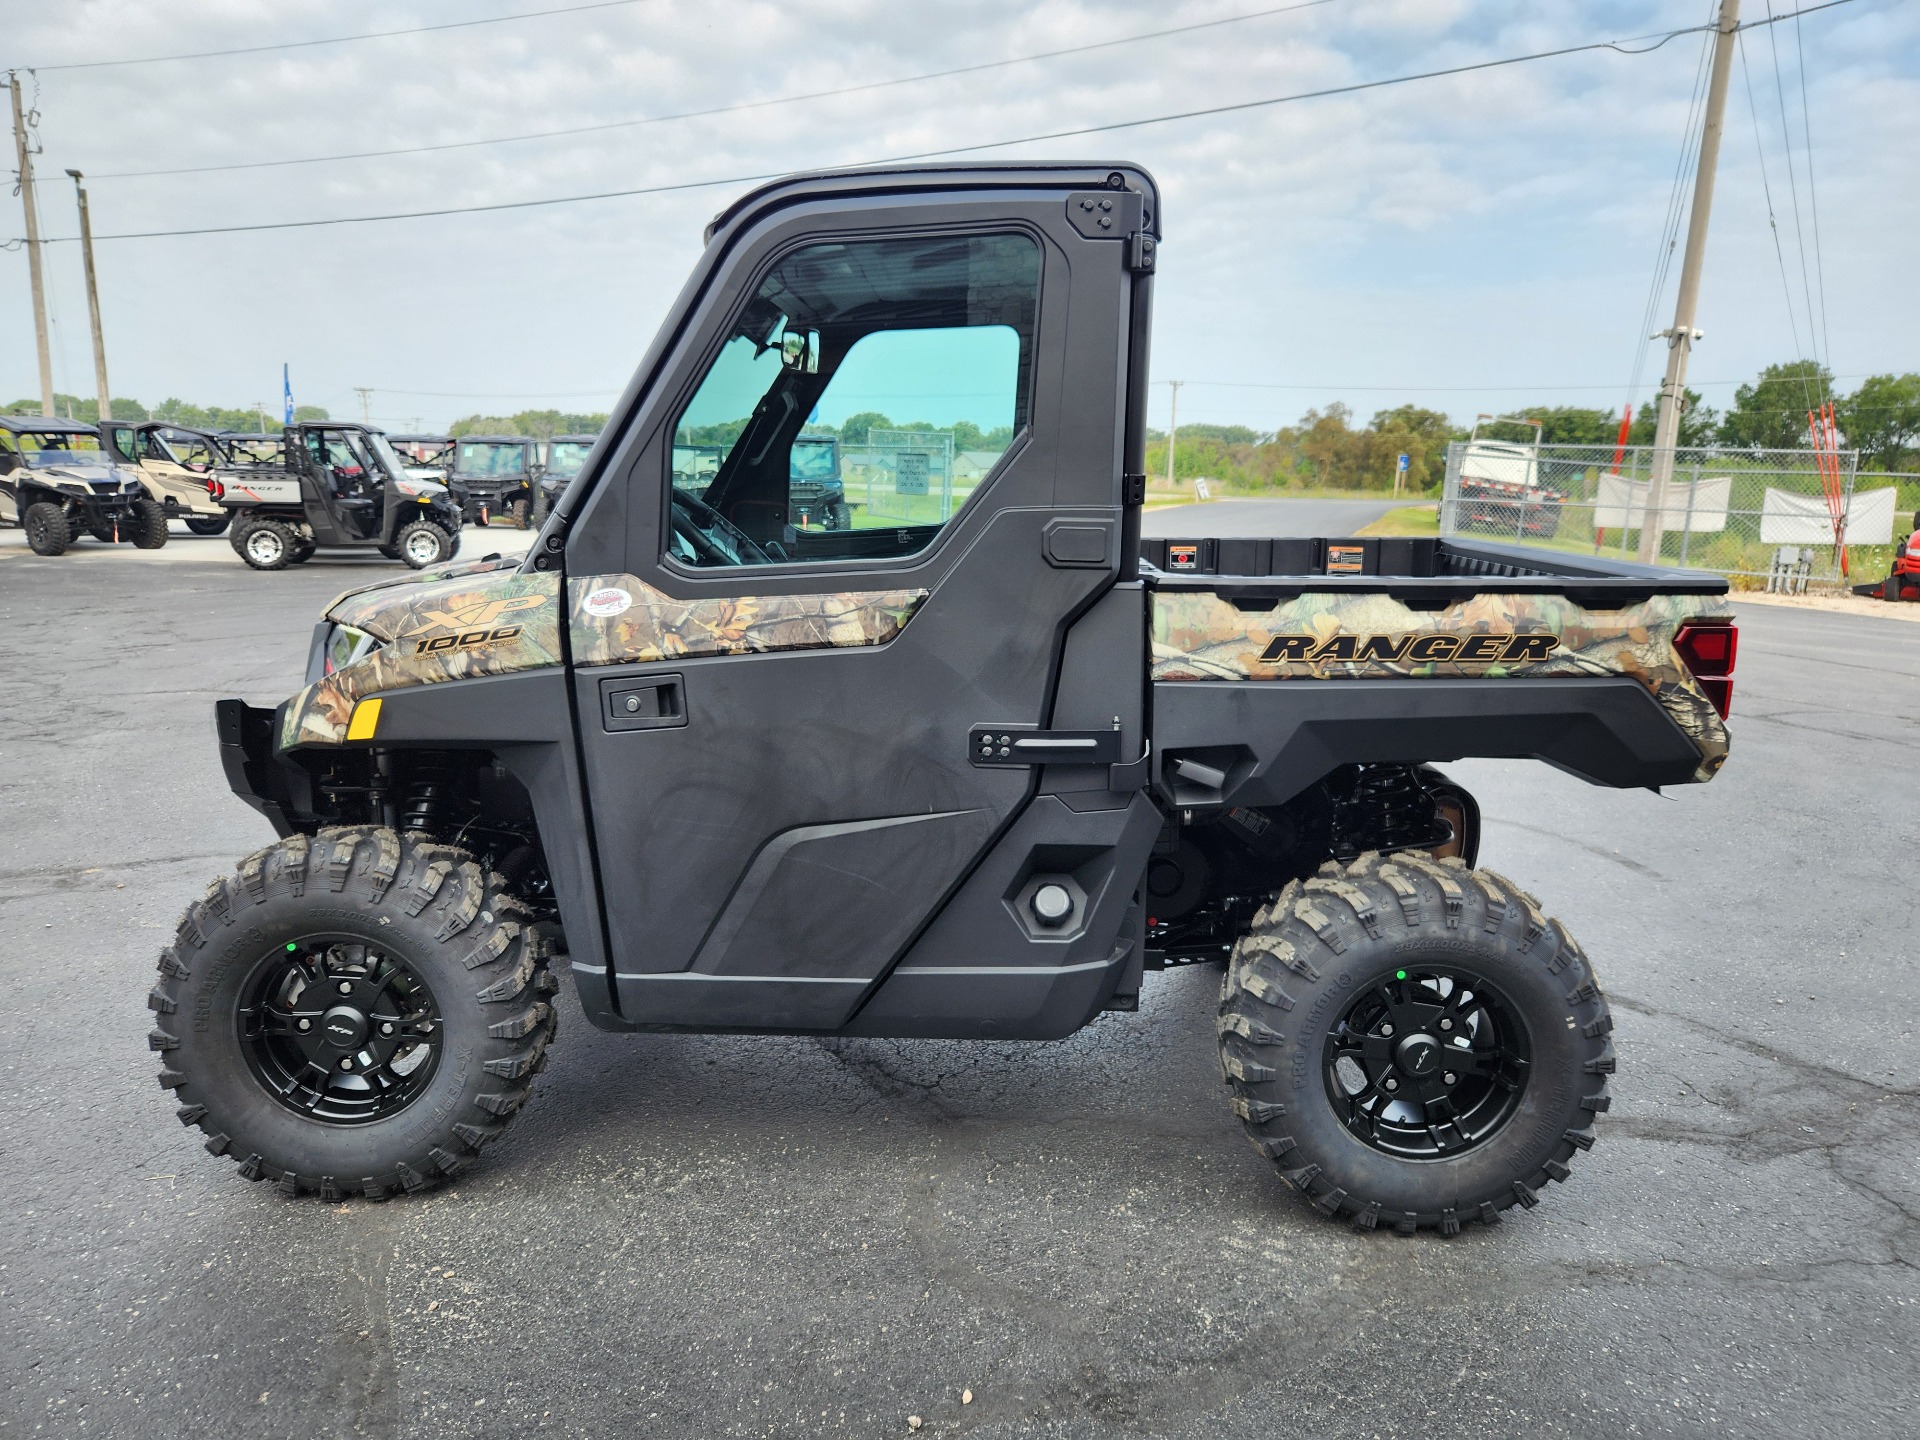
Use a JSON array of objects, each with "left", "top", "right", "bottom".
[
  {"left": 393, "top": 477, "right": 428, "bottom": 497},
  {"left": 59, "top": 480, "right": 88, "bottom": 494},
  {"left": 323, "top": 624, "right": 381, "bottom": 676}
]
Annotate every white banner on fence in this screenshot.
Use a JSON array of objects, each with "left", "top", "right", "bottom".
[
  {"left": 1758, "top": 486, "right": 1898, "bottom": 545},
  {"left": 1594, "top": 473, "right": 1731, "bottom": 533}
]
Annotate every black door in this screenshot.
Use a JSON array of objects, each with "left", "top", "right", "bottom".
[{"left": 561, "top": 167, "right": 1157, "bottom": 1030}]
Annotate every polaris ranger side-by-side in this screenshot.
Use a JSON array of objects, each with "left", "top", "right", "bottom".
[
  {"left": 218, "top": 422, "right": 463, "bottom": 570},
  {"left": 1, "top": 416, "right": 166, "bottom": 554},
  {"left": 156, "top": 165, "right": 1738, "bottom": 1233},
  {"left": 451, "top": 435, "right": 539, "bottom": 528},
  {"left": 534, "top": 434, "right": 597, "bottom": 524}
]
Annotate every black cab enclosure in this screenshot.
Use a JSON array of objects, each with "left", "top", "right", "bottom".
[
  {"left": 1, "top": 415, "right": 167, "bottom": 554},
  {"left": 164, "top": 164, "right": 1736, "bottom": 1231}
]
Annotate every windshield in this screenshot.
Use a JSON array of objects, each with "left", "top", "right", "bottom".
[
  {"left": 547, "top": 441, "right": 592, "bottom": 477},
  {"left": 454, "top": 442, "right": 528, "bottom": 477},
  {"left": 13, "top": 431, "right": 107, "bottom": 467},
  {"left": 364, "top": 432, "right": 413, "bottom": 482},
  {"left": 790, "top": 437, "right": 838, "bottom": 482}
]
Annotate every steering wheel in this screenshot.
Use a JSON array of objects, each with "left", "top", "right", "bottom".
[{"left": 670, "top": 487, "right": 769, "bottom": 565}]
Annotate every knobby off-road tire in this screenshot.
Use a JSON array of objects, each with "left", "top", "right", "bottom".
[
  {"left": 149, "top": 827, "right": 559, "bottom": 1199},
  {"left": 1219, "top": 852, "right": 1612, "bottom": 1234},
  {"left": 508, "top": 497, "right": 531, "bottom": 530},
  {"left": 234, "top": 517, "right": 296, "bottom": 570},
  {"left": 131, "top": 498, "right": 170, "bottom": 549},
  {"left": 24, "top": 502, "right": 70, "bottom": 556}
]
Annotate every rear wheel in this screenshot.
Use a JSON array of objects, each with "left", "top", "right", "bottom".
[
  {"left": 186, "top": 514, "right": 231, "bottom": 536},
  {"left": 395, "top": 518, "right": 454, "bottom": 569},
  {"left": 236, "top": 518, "right": 296, "bottom": 571},
  {"left": 1219, "top": 852, "right": 1611, "bottom": 1233},
  {"left": 132, "top": 498, "right": 170, "bottom": 549},
  {"left": 1889, "top": 574, "right": 1908, "bottom": 602},
  {"left": 24, "top": 502, "right": 70, "bottom": 556},
  {"left": 150, "top": 828, "right": 558, "bottom": 1199}
]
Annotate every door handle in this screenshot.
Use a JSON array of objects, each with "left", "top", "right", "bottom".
[{"left": 601, "top": 673, "right": 686, "bottom": 732}]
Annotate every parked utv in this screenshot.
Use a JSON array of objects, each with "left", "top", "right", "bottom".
[
  {"left": 1, "top": 415, "right": 166, "bottom": 554},
  {"left": 450, "top": 436, "right": 539, "bottom": 528},
  {"left": 788, "top": 433, "right": 851, "bottom": 529},
  {"left": 102, "top": 420, "right": 235, "bottom": 535},
  {"left": 387, "top": 435, "right": 455, "bottom": 483},
  {"left": 159, "top": 164, "right": 1739, "bottom": 1236},
  {"left": 219, "top": 422, "right": 462, "bottom": 570},
  {"left": 534, "top": 435, "right": 596, "bottom": 524}
]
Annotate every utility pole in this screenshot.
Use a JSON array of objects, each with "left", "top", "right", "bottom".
[
  {"left": 1164, "top": 379, "right": 1182, "bottom": 492},
  {"left": 8, "top": 72, "right": 55, "bottom": 418},
  {"left": 354, "top": 387, "right": 374, "bottom": 424},
  {"left": 65, "top": 169, "right": 112, "bottom": 424},
  {"left": 1640, "top": 0, "right": 1740, "bottom": 564}
]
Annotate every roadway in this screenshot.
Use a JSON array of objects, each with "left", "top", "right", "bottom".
[{"left": 0, "top": 545, "right": 1913, "bottom": 1439}]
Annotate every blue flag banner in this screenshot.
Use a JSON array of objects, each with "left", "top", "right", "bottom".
[{"left": 283, "top": 364, "right": 293, "bottom": 424}]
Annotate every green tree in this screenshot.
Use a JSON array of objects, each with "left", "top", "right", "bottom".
[
  {"left": 1514, "top": 406, "right": 1617, "bottom": 447},
  {"left": 1626, "top": 388, "right": 1717, "bottom": 447},
  {"left": 1834, "top": 373, "right": 1920, "bottom": 472},
  {"left": 836, "top": 411, "right": 892, "bottom": 446},
  {"left": 1367, "top": 405, "right": 1454, "bottom": 491},
  {"left": 1716, "top": 361, "right": 1832, "bottom": 450}
]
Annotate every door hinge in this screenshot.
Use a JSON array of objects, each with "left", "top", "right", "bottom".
[
  {"left": 1122, "top": 472, "right": 1147, "bottom": 506},
  {"left": 1127, "top": 232, "right": 1157, "bottom": 273}
]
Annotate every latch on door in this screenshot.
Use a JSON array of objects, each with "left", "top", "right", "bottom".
[
  {"left": 601, "top": 673, "right": 686, "bottom": 732},
  {"left": 970, "top": 726, "right": 1121, "bottom": 767}
]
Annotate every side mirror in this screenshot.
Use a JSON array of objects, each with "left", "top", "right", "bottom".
[{"left": 781, "top": 329, "right": 819, "bottom": 374}]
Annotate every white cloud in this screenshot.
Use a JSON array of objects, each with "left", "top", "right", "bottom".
[{"left": 0, "top": 0, "right": 1912, "bottom": 431}]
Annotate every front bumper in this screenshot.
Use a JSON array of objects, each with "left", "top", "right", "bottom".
[{"left": 216, "top": 698, "right": 306, "bottom": 837}]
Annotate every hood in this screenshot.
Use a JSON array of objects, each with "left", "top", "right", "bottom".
[
  {"left": 322, "top": 554, "right": 528, "bottom": 634},
  {"left": 284, "top": 563, "right": 563, "bottom": 748},
  {"left": 34, "top": 460, "right": 127, "bottom": 488}
]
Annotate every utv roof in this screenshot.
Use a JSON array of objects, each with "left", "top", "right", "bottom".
[
  {"left": 387, "top": 434, "right": 452, "bottom": 444},
  {"left": 458, "top": 435, "right": 532, "bottom": 445},
  {"left": 0, "top": 414, "right": 101, "bottom": 434},
  {"left": 548, "top": 434, "right": 598, "bottom": 443},
  {"left": 703, "top": 160, "right": 1160, "bottom": 244}
]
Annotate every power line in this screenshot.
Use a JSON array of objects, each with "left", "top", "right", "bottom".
[
  {"left": 16, "top": 0, "right": 1862, "bottom": 245},
  {"left": 1737, "top": 30, "right": 1805, "bottom": 359},
  {"left": 1763, "top": 0, "right": 1822, "bottom": 397},
  {"left": 1794, "top": 2, "right": 1834, "bottom": 375},
  {"left": 22, "top": 0, "right": 662, "bottom": 73},
  {"left": 90, "top": 0, "right": 1343, "bottom": 180}
]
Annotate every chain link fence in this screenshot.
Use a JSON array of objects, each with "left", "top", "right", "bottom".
[{"left": 1437, "top": 441, "right": 1916, "bottom": 586}]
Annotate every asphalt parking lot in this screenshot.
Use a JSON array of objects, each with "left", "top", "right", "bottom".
[{"left": 1, "top": 518, "right": 1915, "bottom": 1439}]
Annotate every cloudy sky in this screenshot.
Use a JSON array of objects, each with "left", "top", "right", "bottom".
[{"left": 2, "top": 0, "right": 1914, "bottom": 433}]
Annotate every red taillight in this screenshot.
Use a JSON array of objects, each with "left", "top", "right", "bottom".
[
  {"left": 207, "top": 478, "right": 225, "bottom": 500},
  {"left": 1674, "top": 619, "right": 1737, "bottom": 720}
]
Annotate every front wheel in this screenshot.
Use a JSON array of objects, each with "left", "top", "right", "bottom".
[
  {"left": 508, "top": 497, "right": 531, "bottom": 529},
  {"left": 186, "top": 514, "right": 231, "bottom": 536},
  {"left": 23, "top": 502, "right": 71, "bottom": 556},
  {"left": 1219, "top": 853, "right": 1611, "bottom": 1234},
  {"left": 394, "top": 518, "right": 455, "bottom": 569},
  {"left": 150, "top": 828, "right": 558, "bottom": 1199}
]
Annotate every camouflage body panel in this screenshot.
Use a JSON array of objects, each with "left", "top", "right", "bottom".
[
  {"left": 283, "top": 569, "right": 563, "bottom": 748},
  {"left": 568, "top": 574, "right": 927, "bottom": 667},
  {"left": 281, "top": 564, "right": 928, "bottom": 746},
  {"left": 1152, "top": 589, "right": 1733, "bottom": 781}
]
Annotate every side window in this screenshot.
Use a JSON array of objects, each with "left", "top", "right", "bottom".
[{"left": 667, "top": 231, "right": 1040, "bottom": 568}]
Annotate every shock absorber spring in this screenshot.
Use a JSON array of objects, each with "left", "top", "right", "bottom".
[{"left": 398, "top": 759, "right": 454, "bottom": 835}]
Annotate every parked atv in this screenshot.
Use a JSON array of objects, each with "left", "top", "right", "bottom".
[
  {"left": 101, "top": 420, "right": 235, "bottom": 535},
  {"left": 450, "top": 436, "right": 539, "bottom": 528},
  {"left": 533, "top": 434, "right": 597, "bottom": 524},
  {"left": 219, "top": 423, "right": 462, "bottom": 570},
  {"left": 0, "top": 415, "right": 166, "bottom": 554},
  {"left": 159, "top": 164, "right": 1743, "bottom": 1233}
]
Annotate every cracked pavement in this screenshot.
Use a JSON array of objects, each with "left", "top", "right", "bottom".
[{"left": 0, "top": 532, "right": 1914, "bottom": 1438}]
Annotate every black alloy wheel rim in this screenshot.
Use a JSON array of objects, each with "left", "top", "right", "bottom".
[
  {"left": 239, "top": 936, "right": 444, "bottom": 1125},
  {"left": 1322, "top": 965, "right": 1531, "bottom": 1159}
]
